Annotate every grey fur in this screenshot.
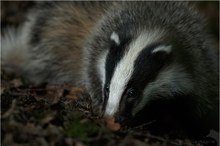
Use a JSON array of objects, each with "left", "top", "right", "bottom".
[{"left": 85, "top": 1, "right": 218, "bottom": 124}]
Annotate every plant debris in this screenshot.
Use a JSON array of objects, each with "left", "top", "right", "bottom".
[{"left": 1, "top": 69, "right": 202, "bottom": 146}]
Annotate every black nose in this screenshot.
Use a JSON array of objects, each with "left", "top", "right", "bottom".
[
  {"left": 115, "top": 113, "right": 132, "bottom": 124},
  {"left": 115, "top": 114, "right": 127, "bottom": 124}
]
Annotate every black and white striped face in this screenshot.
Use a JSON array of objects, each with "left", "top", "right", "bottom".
[{"left": 95, "top": 30, "right": 193, "bottom": 125}]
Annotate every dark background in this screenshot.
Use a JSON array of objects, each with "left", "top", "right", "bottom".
[{"left": 1, "top": 1, "right": 219, "bottom": 42}]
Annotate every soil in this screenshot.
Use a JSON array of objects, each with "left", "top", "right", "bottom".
[{"left": 1, "top": 70, "right": 195, "bottom": 146}]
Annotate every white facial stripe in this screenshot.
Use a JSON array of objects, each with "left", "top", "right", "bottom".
[
  {"left": 97, "top": 50, "right": 109, "bottom": 88},
  {"left": 105, "top": 31, "right": 164, "bottom": 117},
  {"left": 110, "top": 32, "right": 120, "bottom": 45},
  {"left": 151, "top": 45, "right": 172, "bottom": 54}
]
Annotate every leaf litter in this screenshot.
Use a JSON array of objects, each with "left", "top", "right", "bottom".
[{"left": 1, "top": 70, "right": 199, "bottom": 146}]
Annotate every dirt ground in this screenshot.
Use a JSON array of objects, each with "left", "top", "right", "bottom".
[
  {"left": 2, "top": 70, "right": 196, "bottom": 146},
  {"left": 1, "top": 1, "right": 219, "bottom": 146}
]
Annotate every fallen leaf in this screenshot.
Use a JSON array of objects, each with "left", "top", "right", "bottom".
[{"left": 104, "top": 117, "right": 121, "bottom": 131}]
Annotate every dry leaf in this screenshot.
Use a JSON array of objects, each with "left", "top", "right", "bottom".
[{"left": 104, "top": 117, "right": 121, "bottom": 131}]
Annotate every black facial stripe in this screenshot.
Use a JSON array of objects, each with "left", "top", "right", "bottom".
[
  {"left": 105, "top": 34, "right": 132, "bottom": 85},
  {"left": 103, "top": 32, "right": 132, "bottom": 111},
  {"left": 129, "top": 43, "right": 171, "bottom": 88},
  {"left": 118, "top": 43, "right": 172, "bottom": 114}
]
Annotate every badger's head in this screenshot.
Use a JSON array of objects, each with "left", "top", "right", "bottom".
[
  {"left": 83, "top": 3, "right": 213, "bottom": 136},
  {"left": 105, "top": 31, "right": 192, "bottom": 121},
  {"left": 84, "top": 27, "right": 207, "bottom": 136}
]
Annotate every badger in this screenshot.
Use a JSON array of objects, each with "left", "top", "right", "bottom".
[{"left": 1, "top": 2, "right": 219, "bottom": 138}]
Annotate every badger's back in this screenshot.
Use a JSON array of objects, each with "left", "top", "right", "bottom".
[{"left": 1, "top": 1, "right": 111, "bottom": 85}]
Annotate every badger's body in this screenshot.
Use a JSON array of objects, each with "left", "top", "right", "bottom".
[{"left": 2, "top": 2, "right": 219, "bottom": 138}]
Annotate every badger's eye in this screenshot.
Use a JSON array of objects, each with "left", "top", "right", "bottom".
[
  {"left": 127, "top": 88, "right": 137, "bottom": 98},
  {"left": 104, "top": 84, "right": 109, "bottom": 98}
]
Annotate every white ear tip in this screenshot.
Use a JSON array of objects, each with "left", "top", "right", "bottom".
[
  {"left": 110, "top": 32, "right": 120, "bottom": 45},
  {"left": 152, "top": 45, "right": 172, "bottom": 54}
]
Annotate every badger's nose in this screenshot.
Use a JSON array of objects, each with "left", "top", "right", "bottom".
[
  {"left": 114, "top": 111, "right": 133, "bottom": 125},
  {"left": 115, "top": 116, "right": 124, "bottom": 124}
]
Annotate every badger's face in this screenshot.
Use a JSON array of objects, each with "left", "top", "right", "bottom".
[{"left": 94, "top": 30, "right": 194, "bottom": 130}]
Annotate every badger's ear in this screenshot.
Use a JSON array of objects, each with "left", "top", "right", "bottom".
[
  {"left": 151, "top": 45, "right": 172, "bottom": 54},
  {"left": 151, "top": 45, "right": 172, "bottom": 61},
  {"left": 110, "top": 32, "right": 120, "bottom": 46}
]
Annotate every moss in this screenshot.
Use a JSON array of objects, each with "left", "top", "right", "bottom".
[{"left": 64, "top": 112, "right": 101, "bottom": 139}]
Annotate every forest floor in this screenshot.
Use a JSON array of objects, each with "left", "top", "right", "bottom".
[{"left": 1, "top": 70, "right": 198, "bottom": 146}]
